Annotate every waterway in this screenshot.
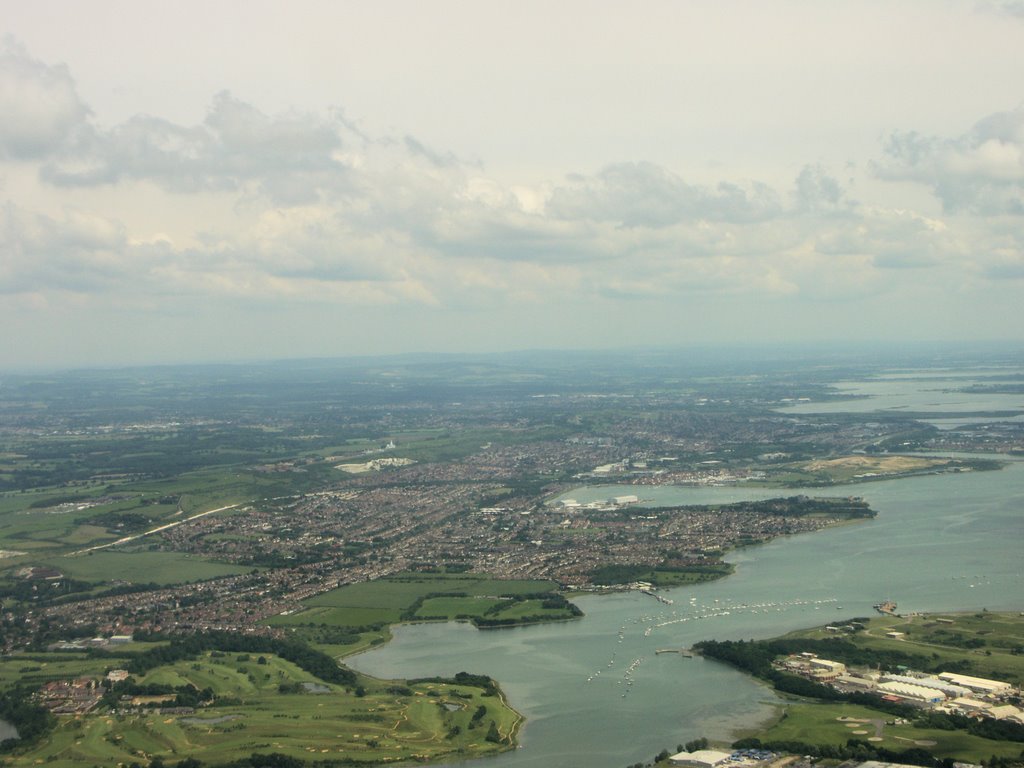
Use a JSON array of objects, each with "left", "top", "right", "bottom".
[
  {"left": 349, "top": 460, "right": 1024, "bottom": 767},
  {"left": 777, "top": 368, "right": 1024, "bottom": 430},
  {"left": 347, "top": 373, "right": 1024, "bottom": 768}
]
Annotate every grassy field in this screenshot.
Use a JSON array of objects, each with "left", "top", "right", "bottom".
[
  {"left": 270, "top": 573, "right": 563, "bottom": 628},
  {"left": 761, "top": 702, "right": 1024, "bottom": 762},
  {"left": 42, "top": 550, "right": 254, "bottom": 584},
  {"left": 0, "top": 461, "right": 329, "bottom": 563},
  {"left": 0, "top": 642, "right": 168, "bottom": 690},
  {"left": 4, "top": 650, "right": 522, "bottom": 767}
]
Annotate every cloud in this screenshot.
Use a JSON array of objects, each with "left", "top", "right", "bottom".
[
  {"left": 877, "top": 107, "right": 1024, "bottom": 214},
  {"left": 811, "top": 207, "right": 957, "bottom": 270},
  {"left": 3, "top": 43, "right": 1020, "bottom": 344},
  {"left": 545, "top": 162, "right": 782, "bottom": 228},
  {"left": 795, "top": 164, "right": 844, "bottom": 210},
  {"left": 0, "top": 39, "right": 91, "bottom": 159},
  {"left": 40, "top": 92, "right": 351, "bottom": 204},
  {"left": 0, "top": 203, "right": 128, "bottom": 293},
  {"left": 976, "top": 1, "right": 1024, "bottom": 19}
]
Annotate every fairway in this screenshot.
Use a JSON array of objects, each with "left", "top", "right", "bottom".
[
  {"left": 761, "top": 702, "right": 1024, "bottom": 762},
  {"left": 4, "top": 650, "right": 522, "bottom": 767}
]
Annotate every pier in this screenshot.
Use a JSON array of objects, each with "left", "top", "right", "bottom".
[{"left": 640, "top": 589, "right": 674, "bottom": 605}]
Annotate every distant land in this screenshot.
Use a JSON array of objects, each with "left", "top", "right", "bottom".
[{"left": 1, "top": 347, "right": 1023, "bottom": 767}]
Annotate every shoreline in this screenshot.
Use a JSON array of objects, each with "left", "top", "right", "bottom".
[{"left": 693, "top": 609, "right": 1024, "bottom": 761}]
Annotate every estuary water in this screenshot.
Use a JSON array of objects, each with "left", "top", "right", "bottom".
[
  {"left": 349, "top": 459, "right": 1024, "bottom": 768},
  {"left": 777, "top": 370, "right": 1024, "bottom": 430},
  {"left": 348, "top": 369, "right": 1024, "bottom": 768}
]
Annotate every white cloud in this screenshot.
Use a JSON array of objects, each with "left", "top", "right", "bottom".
[
  {"left": 0, "top": 203, "right": 128, "bottom": 293},
  {"left": 877, "top": 107, "right": 1024, "bottom": 214},
  {"left": 976, "top": 1, "right": 1024, "bottom": 20},
  {"left": 39, "top": 92, "right": 352, "bottom": 205},
  {"left": 0, "top": 39, "right": 91, "bottom": 159},
  {"left": 795, "top": 165, "right": 844, "bottom": 210},
  {"left": 2, "top": 40, "right": 1023, "bottom": 364},
  {"left": 545, "top": 162, "right": 782, "bottom": 228}
]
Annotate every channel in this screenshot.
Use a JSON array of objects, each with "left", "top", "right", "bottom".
[{"left": 347, "top": 457, "right": 1024, "bottom": 768}]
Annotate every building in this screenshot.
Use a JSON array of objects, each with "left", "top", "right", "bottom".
[
  {"left": 938, "top": 672, "right": 1013, "bottom": 696},
  {"left": 951, "top": 696, "right": 993, "bottom": 713},
  {"left": 669, "top": 750, "right": 733, "bottom": 768},
  {"left": 879, "top": 674, "right": 969, "bottom": 699},
  {"left": 809, "top": 658, "right": 846, "bottom": 681},
  {"left": 987, "top": 705, "right": 1024, "bottom": 724},
  {"left": 837, "top": 674, "right": 876, "bottom": 691},
  {"left": 877, "top": 681, "right": 945, "bottom": 704}
]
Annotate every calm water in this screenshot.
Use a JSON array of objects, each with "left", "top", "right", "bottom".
[
  {"left": 349, "top": 372, "right": 1024, "bottom": 768},
  {"left": 778, "top": 370, "right": 1024, "bottom": 430},
  {"left": 349, "top": 460, "right": 1024, "bottom": 768}
]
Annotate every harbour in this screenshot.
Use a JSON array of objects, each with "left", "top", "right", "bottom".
[{"left": 348, "top": 454, "right": 1024, "bottom": 768}]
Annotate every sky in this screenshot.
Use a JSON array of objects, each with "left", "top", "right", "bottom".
[{"left": 2, "top": 1, "right": 1024, "bottom": 369}]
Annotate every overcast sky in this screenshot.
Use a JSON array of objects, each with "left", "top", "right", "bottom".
[{"left": 2, "top": 1, "right": 1024, "bottom": 369}]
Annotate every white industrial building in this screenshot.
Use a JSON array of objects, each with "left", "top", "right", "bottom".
[
  {"left": 987, "top": 704, "right": 1024, "bottom": 723},
  {"left": 669, "top": 749, "right": 733, "bottom": 768},
  {"left": 879, "top": 674, "right": 970, "bottom": 699},
  {"left": 938, "top": 672, "right": 1013, "bottom": 696},
  {"left": 810, "top": 659, "right": 847, "bottom": 674},
  {"left": 876, "top": 681, "right": 945, "bottom": 704},
  {"left": 951, "top": 696, "right": 993, "bottom": 713},
  {"left": 837, "top": 674, "right": 876, "bottom": 691}
]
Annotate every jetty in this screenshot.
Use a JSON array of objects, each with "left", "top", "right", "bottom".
[
  {"left": 640, "top": 589, "right": 674, "bottom": 605},
  {"left": 874, "top": 600, "right": 898, "bottom": 615}
]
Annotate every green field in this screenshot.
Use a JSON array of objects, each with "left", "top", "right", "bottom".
[
  {"left": 39, "top": 550, "right": 254, "bottom": 584},
  {"left": 270, "top": 573, "right": 565, "bottom": 628},
  {"left": 3, "top": 650, "right": 522, "bottom": 767},
  {"left": 0, "top": 461, "right": 337, "bottom": 564}
]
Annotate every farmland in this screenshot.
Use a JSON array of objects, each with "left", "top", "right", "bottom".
[{"left": 270, "top": 572, "right": 572, "bottom": 629}]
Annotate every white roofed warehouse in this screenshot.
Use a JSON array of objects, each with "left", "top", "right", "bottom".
[{"left": 669, "top": 750, "right": 733, "bottom": 768}]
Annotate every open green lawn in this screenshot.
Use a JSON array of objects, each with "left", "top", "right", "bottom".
[
  {"left": 4, "top": 651, "right": 521, "bottom": 767},
  {"left": 762, "top": 702, "right": 1024, "bottom": 763},
  {"left": 416, "top": 596, "right": 504, "bottom": 618},
  {"left": 0, "top": 656, "right": 112, "bottom": 690},
  {"left": 270, "top": 572, "right": 562, "bottom": 628},
  {"left": 37, "top": 550, "right": 254, "bottom": 585}
]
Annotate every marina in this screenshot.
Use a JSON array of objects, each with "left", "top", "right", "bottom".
[{"left": 348, "top": 454, "right": 1024, "bottom": 768}]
